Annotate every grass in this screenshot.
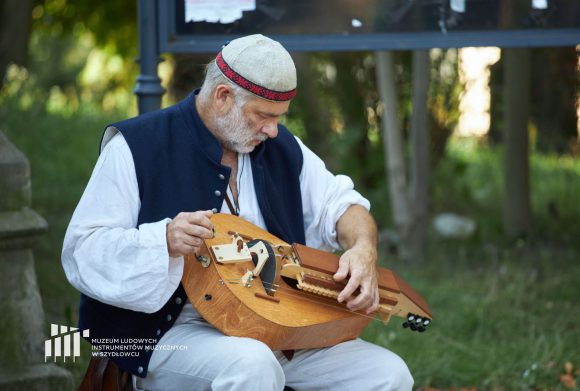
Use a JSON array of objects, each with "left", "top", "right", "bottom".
[
  {"left": 364, "top": 245, "right": 580, "bottom": 390},
  {"left": 1, "top": 94, "right": 579, "bottom": 390}
]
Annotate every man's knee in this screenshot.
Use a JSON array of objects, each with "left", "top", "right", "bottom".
[
  {"left": 220, "top": 338, "right": 285, "bottom": 386},
  {"left": 356, "top": 347, "right": 414, "bottom": 391},
  {"left": 382, "top": 354, "right": 414, "bottom": 391},
  {"left": 229, "top": 338, "right": 281, "bottom": 368}
]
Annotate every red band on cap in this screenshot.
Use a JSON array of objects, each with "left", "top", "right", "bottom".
[{"left": 216, "top": 52, "right": 296, "bottom": 101}]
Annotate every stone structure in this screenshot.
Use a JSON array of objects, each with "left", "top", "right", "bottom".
[{"left": 0, "top": 131, "right": 72, "bottom": 390}]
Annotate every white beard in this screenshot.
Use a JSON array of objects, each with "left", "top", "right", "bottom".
[{"left": 213, "top": 103, "right": 267, "bottom": 153}]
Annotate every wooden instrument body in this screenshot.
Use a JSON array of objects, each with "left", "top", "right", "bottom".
[{"left": 182, "top": 214, "right": 431, "bottom": 350}]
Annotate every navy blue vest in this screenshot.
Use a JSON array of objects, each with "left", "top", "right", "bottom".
[{"left": 79, "top": 92, "right": 305, "bottom": 377}]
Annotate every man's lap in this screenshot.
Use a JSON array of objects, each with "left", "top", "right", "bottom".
[{"left": 136, "top": 304, "right": 413, "bottom": 391}]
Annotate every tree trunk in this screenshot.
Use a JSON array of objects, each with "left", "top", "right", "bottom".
[
  {"left": 409, "top": 50, "right": 431, "bottom": 257},
  {"left": 0, "top": 0, "right": 34, "bottom": 86},
  {"left": 503, "top": 48, "right": 532, "bottom": 238},
  {"left": 375, "top": 51, "right": 413, "bottom": 258},
  {"left": 375, "top": 50, "right": 431, "bottom": 260}
]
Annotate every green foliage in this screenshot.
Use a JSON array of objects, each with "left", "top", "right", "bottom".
[
  {"left": 22, "top": 1, "right": 139, "bottom": 113},
  {"left": 432, "top": 138, "right": 580, "bottom": 247},
  {"left": 363, "top": 244, "right": 580, "bottom": 390},
  {"left": 32, "top": 0, "right": 137, "bottom": 57},
  {"left": 530, "top": 153, "right": 580, "bottom": 244},
  {"left": 489, "top": 47, "right": 579, "bottom": 154}
]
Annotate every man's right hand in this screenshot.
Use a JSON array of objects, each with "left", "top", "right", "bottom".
[{"left": 166, "top": 211, "right": 214, "bottom": 257}]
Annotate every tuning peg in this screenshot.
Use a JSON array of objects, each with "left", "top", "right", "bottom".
[
  {"left": 418, "top": 318, "right": 431, "bottom": 332},
  {"left": 403, "top": 313, "right": 432, "bottom": 332},
  {"left": 403, "top": 313, "right": 415, "bottom": 329}
]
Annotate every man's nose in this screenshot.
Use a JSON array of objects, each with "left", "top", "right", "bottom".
[{"left": 261, "top": 120, "right": 279, "bottom": 138}]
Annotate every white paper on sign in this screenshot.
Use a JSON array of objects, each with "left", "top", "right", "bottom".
[
  {"left": 450, "top": 0, "right": 465, "bottom": 13},
  {"left": 185, "top": 0, "right": 256, "bottom": 24},
  {"left": 532, "top": 0, "right": 548, "bottom": 9}
]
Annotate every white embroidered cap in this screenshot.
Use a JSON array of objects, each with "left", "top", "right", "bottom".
[{"left": 215, "top": 34, "right": 297, "bottom": 101}]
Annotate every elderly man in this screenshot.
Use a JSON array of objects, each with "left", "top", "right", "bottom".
[{"left": 63, "top": 34, "right": 413, "bottom": 390}]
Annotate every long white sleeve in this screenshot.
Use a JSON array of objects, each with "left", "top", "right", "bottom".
[
  {"left": 61, "top": 133, "right": 183, "bottom": 313},
  {"left": 296, "top": 137, "right": 371, "bottom": 251}
]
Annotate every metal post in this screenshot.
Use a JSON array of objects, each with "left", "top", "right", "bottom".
[{"left": 135, "top": 0, "right": 165, "bottom": 114}]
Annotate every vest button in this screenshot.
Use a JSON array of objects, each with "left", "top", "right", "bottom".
[
  {"left": 218, "top": 174, "right": 225, "bottom": 180},
  {"left": 175, "top": 297, "right": 182, "bottom": 305},
  {"left": 211, "top": 208, "right": 218, "bottom": 213},
  {"left": 137, "top": 366, "right": 144, "bottom": 374},
  {"left": 166, "top": 314, "right": 172, "bottom": 322},
  {"left": 156, "top": 329, "right": 161, "bottom": 336},
  {"left": 214, "top": 190, "right": 221, "bottom": 197}
]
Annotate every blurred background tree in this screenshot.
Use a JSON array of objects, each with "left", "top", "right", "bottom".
[
  {"left": 0, "top": 0, "right": 34, "bottom": 88},
  {"left": 1, "top": 0, "right": 139, "bottom": 114}
]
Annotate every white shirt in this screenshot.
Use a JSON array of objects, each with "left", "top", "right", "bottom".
[{"left": 62, "top": 129, "right": 369, "bottom": 314}]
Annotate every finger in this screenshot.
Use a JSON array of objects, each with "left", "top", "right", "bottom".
[
  {"left": 179, "top": 223, "right": 214, "bottom": 239},
  {"left": 358, "top": 275, "right": 380, "bottom": 313},
  {"left": 167, "top": 223, "right": 204, "bottom": 251},
  {"left": 169, "top": 243, "right": 197, "bottom": 258},
  {"left": 183, "top": 211, "right": 214, "bottom": 229},
  {"left": 172, "top": 213, "right": 213, "bottom": 239},
  {"left": 167, "top": 236, "right": 198, "bottom": 256},
  {"left": 337, "top": 274, "right": 361, "bottom": 303},
  {"left": 346, "top": 289, "right": 373, "bottom": 312},
  {"left": 333, "top": 256, "right": 350, "bottom": 282},
  {"left": 353, "top": 277, "right": 380, "bottom": 314},
  {"left": 177, "top": 234, "right": 203, "bottom": 248}
]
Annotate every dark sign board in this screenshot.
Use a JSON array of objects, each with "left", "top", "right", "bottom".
[{"left": 158, "top": 0, "right": 580, "bottom": 53}]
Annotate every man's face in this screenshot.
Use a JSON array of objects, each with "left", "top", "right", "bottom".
[{"left": 214, "top": 96, "right": 290, "bottom": 153}]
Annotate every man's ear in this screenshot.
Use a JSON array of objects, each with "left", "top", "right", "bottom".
[{"left": 214, "top": 84, "right": 234, "bottom": 113}]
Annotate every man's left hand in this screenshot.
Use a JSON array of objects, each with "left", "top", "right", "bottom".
[{"left": 333, "top": 244, "right": 379, "bottom": 315}]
